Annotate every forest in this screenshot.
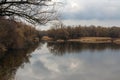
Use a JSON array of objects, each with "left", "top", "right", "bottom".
[
  {"left": 45, "top": 25, "right": 120, "bottom": 40},
  {"left": 0, "top": 18, "right": 40, "bottom": 52}
]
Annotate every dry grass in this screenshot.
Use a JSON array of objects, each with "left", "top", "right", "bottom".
[
  {"left": 68, "top": 37, "right": 112, "bottom": 43},
  {"left": 80, "top": 37, "right": 111, "bottom": 39},
  {"left": 113, "top": 38, "right": 120, "bottom": 44},
  {"left": 42, "top": 36, "right": 120, "bottom": 44},
  {"left": 56, "top": 39, "right": 65, "bottom": 42},
  {"left": 41, "top": 36, "right": 53, "bottom": 41},
  {"left": 0, "top": 44, "right": 7, "bottom": 52}
]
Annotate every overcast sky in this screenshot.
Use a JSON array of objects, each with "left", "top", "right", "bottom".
[
  {"left": 40, "top": 0, "right": 120, "bottom": 30},
  {"left": 61, "top": 0, "right": 120, "bottom": 20},
  {"left": 60, "top": 0, "right": 120, "bottom": 27}
]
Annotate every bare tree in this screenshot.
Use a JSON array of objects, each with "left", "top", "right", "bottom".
[{"left": 0, "top": 0, "right": 58, "bottom": 24}]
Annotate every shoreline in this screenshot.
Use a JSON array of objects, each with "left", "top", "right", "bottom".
[{"left": 42, "top": 37, "right": 120, "bottom": 44}]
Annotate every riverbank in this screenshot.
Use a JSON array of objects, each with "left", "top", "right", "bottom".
[
  {"left": 41, "top": 36, "right": 120, "bottom": 44},
  {"left": 0, "top": 18, "right": 40, "bottom": 52},
  {"left": 68, "top": 37, "right": 112, "bottom": 43}
]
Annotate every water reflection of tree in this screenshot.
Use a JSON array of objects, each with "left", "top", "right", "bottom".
[
  {"left": 0, "top": 43, "right": 40, "bottom": 80},
  {"left": 47, "top": 42, "right": 120, "bottom": 56}
]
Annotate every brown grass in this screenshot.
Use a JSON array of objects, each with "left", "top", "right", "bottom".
[
  {"left": 41, "top": 36, "right": 53, "bottom": 41},
  {"left": 113, "top": 38, "right": 120, "bottom": 44},
  {"left": 56, "top": 39, "right": 65, "bottom": 42},
  {"left": 68, "top": 37, "right": 112, "bottom": 43}
]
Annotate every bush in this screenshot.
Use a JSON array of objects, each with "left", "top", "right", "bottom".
[{"left": 0, "top": 18, "right": 40, "bottom": 51}]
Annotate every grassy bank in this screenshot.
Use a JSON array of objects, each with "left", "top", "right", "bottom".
[
  {"left": 0, "top": 18, "right": 40, "bottom": 52},
  {"left": 68, "top": 37, "right": 112, "bottom": 43},
  {"left": 41, "top": 36, "right": 120, "bottom": 44}
]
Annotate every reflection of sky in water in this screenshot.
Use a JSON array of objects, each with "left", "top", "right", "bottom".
[{"left": 15, "top": 43, "right": 120, "bottom": 80}]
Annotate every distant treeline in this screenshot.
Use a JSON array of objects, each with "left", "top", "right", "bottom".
[
  {"left": 45, "top": 25, "right": 120, "bottom": 40},
  {"left": 0, "top": 18, "right": 40, "bottom": 52}
]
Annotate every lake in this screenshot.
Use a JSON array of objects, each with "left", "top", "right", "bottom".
[{"left": 0, "top": 42, "right": 120, "bottom": 80}]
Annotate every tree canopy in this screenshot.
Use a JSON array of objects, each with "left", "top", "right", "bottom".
[
  {"left": 0, "top": 0, "right": 57, "bottom": 24},
  {"left": 46, "top": 25, "right": 120, "bottom": 40}
]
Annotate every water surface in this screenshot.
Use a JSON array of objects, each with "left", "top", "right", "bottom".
[{"left": 1, "top": 42, "right": 120, "bottom": 80}]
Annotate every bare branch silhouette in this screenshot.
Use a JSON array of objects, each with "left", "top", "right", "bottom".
[{"left": 0, "top": 0, "right": 58, "bottom": 24}]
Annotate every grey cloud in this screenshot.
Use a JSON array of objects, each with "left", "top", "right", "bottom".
[
  {"left": 62, "top": 9, "right": 120, "bottom": 20},
  {"left": 62, "top": 0, "right": 120, "bottom": 20}
]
